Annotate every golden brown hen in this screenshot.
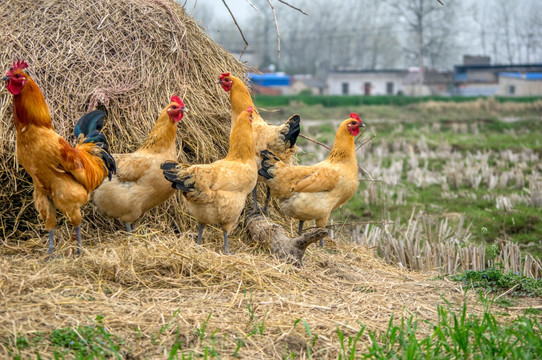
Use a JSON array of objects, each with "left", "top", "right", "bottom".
[{"left": 259, "top": 114, "right": 365, "bottom": 246}]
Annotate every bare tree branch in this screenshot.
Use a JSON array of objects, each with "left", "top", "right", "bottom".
[
  {"left": 277, "top": 0, "right": 308, "bottom": 15},
  {"left": 266, "top": 0, "right": 281, "bottom": 58},
  {"left": 245, "top": 0, "right": 258, "bottom": 12},
  {"left": 221, "top": 0, "right": 249, "bottom": 55}
]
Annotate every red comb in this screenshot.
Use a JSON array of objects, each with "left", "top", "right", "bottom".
[
  {"left": 219, "top": 72, "right": 230, "bottom": 80},
  {"left": 247, "top": 106, "right": 253, "bottom": 113},
  {"left": 11, "top": 60, "right": 29, "bottom": 71},
  {"left": 170, "top": 94, "right": 184, "bottom": 106},
  {"left": 350, "top": 113, "right": 361, "bottom": 122}
]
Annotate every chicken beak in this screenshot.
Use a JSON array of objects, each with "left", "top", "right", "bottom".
[
  {"left": 181, "top": 107, "right": 187, "bottom": 113},
  {"left": 2, "top": 76, "right": 8, "bottom": 81},
  {"left": 360, "top": 122, "right": 366, "bottom": 128}
]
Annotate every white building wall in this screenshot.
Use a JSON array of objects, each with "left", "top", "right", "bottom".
[
  {"left": 327, "top": 72, "right": 406, "bottom": 95},
  {"left": 496, "top": 77, "right": 542, "bottom": 96}
]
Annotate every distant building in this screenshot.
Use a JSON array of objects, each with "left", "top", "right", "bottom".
[
  {"left": 452, "top": 58, "right": 542, "bottom": 96},
  {"left": 284, "top": 75, "right": 326, "bottom": 95},
  {"left": 462, "top": 55, "right": 491, "bottom": 66},
  {"left": 326, "top": 69, "right": 408, "bottom": 95},
  {"left": 496, "top": 73, "right": 542, "bottom": 96},
  {"left": 403, "top": 68, "right": 453, "bottom": 96},
  {"left": 247, "top": 72, "right": 290, "bottom": 95}
]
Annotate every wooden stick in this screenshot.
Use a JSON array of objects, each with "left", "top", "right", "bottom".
[{"left": 298, "top": 133, "right": 332, "bottom": 150}]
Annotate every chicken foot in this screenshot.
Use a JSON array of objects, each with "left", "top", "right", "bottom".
[{"left": 124, "top": 222, "right": 133, "bottom": 232}]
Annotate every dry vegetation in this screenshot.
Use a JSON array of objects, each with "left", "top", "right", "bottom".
[{"left": 4, "top": 231, "right": 539, "bottom": 358}]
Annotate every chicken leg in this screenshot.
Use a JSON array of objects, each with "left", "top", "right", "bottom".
[
  {"left": 75, "top": 225, "right": 82, "bottom": 254},
  {"left": 48, "top": 229, "right": 55, "bottom": 255},
  {"left": 197, "top": 223, "right": 204, "bottom": 245},
  {"left": 261, "top": 187, "right": 272, "bottom": 215},
  {"left": 223, "top": 229, "right": 231, "bottom": 255},
  {"left": 125, "top": 222, "right": 133, "bottom": 232},
  {"left": 251, "top": 187, "right": 260, "bottom": 213}
]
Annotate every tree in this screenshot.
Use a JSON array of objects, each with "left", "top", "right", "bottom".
[{"left": 388, "top": 0, "right": 461, "bottom": 70}]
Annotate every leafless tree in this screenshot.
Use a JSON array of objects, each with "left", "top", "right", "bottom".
[{"left": 388, "top": 0, "right": 461, "bottom": 70}]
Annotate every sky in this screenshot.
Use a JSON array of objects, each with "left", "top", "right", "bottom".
[{"left": 183, "top": 0, "right": 254, "bottom": 22}]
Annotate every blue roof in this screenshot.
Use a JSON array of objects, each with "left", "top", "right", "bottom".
[
  {"left": 499, "top": 72, "right": 542, "bottom": 80},
  {"left": 248, "top": 73, "right": 290, "bottom": 86}
]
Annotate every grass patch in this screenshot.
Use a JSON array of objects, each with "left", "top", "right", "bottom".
[
  {"left": 361, "top": 300, "right": 542, "bottom": 359},
  {"left": 254, "top": 95, "right": 542, "bottom": 108},
  {"left": 452, "top": 267, "right": 542, "bottom": 297}
]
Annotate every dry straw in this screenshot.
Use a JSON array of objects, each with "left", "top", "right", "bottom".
[
  {"left": 4, "top": 231, "right": 536, "bottom": 358},
  {"left": 0, "top": 0, "right": 251, "bottom": 240}
]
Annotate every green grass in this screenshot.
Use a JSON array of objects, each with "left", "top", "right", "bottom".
[
  {"left": 291, "top": 295, "right": 541, "bottom": 359},
  {"left": 254, "top": 95, "right": 542, "bottom": 108},
  {"left": 6, "top": 315, "right": 125, "bottom": 359},
  {"left": 453, "top": 267, "right": 542, "bottom": 297},
  {"left": 361, "top": 300, "right": 542, "bottom": 359}
]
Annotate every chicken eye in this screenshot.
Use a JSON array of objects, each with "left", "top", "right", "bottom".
[
  {"left": 15, "top": 74, "right": 20, "bottom": 78},
  {"left": 171, "top": 105, "right": 177, "bottom": 109}
]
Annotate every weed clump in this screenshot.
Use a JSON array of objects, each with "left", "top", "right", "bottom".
[{"left": 453, "top": 266, "right": 542, "bottom": 297}]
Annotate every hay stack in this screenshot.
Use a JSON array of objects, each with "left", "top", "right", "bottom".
[{"left": 0, "top": 0, "right": 248, "bottom": 240}]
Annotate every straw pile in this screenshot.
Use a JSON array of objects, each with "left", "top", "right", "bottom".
[{"left": 0, "top": 0, "right": 247, "bottom": 240}]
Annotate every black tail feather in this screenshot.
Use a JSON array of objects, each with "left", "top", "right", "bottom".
[
  {"left": 259, "top": 150, "right": 279, "bottom": 180},
  {"left": 74, "top": 109, "right": 105, "bottom": 139},
  {"left": 75, "top": 109, "right": 116, "bottom": 179},
  {"left": 161, "top": 161, "right": 195, "bottom": 192},
  {"left": 282, "top": 114, "right": 301, "bottom": 148}
]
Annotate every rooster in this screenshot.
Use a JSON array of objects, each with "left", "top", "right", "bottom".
[
  {"left": 92, "top": 95, "right": 186, "bottom": 232},
  {"left": 259, "top": 113, "right": 364, "bottom": 247},
  {"left": 161, "top": 106, "right": 258, "bottom": 254},
  {"left": 219, "top": 72, "right": 300, "bottom": 213},
  {"left": 3, "top": 60, "right": 116, "bottom": 255}
]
